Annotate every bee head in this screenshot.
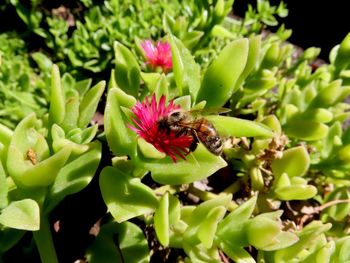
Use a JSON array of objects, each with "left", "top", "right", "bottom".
[{"left": 168, "top": 110, "right": 186, "bottom": 122}]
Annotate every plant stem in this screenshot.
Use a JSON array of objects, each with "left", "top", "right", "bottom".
[{"left": 33, "top": 213, "right": 58, "bottom": 263}]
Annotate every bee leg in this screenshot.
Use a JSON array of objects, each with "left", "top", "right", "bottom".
[
  {"left": 188, "top": 139, "right": 199, "bottom": 153},
  {"left": 186, "top": 130, "right": 200, "bottom": 155}
]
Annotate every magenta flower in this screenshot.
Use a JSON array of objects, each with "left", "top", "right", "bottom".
[
  {"left": 129, "top": 95, "right": 193, "bottom": 162},
  {"left": 141, "top": 40, "right": 173, "bottom": 72}
]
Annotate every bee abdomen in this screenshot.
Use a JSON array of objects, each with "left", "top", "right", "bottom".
[{"left": 204, "top": 135, "right": 223, "bottom": 155}]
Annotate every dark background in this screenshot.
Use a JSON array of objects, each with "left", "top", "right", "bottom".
[{"left": 233, "top": 0, "right": 349, "bottom": 62}]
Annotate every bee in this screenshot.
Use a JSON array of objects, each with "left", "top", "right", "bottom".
[{"left": 157, "top": 109, "right": 228, "bottom": 155}]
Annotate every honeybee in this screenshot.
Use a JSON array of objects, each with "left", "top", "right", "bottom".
[{"left": 157, "top": 109, "right": 228, "bottom": 155}]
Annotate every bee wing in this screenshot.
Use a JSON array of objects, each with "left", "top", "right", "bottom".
[{"left": 188, "top": 107, "right": 231, "bottom": 116}]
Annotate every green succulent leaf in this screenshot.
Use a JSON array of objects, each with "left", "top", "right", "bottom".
[
  {"left": 300, "top": 108, "right": 333, "bottom": 123},
  {"left": 182, "top": 30, "right": 204, "bottom": 49},
  {"left": 284, "top": 119, "right": 329, "bottom": 141},
  {"left": 274, "top": 184, "right": 317, "bottom": 200},
  {"left": 216, "top": 195, "right": 257, "bottom": 248},
  {"left": 206, "top": 115, "right": 273, "bottom": 138},
  {"left": 61, "top": 90, "right": 80, "bottom": 131},
  {"left": 154, "top": 74, "right": 169, "bottom": 101},
  {"left": 139, "top": 144, "right": 227, "bottom": 185},
  {"left": 310, "top": 80, "right": 342, "bottom": 107},
  {"left": 114, "top": 41, "right": 141, "bottom": 97},
  {"left": 299, "top": 241, "right": 335, "bottom": 263},
  {"left": 0, "top": 228, "right": 25, "bottom": 253},
  {"left": 49, "top": 64, "right": 65, "bottom": 126},
  {"left": 74, "top": 78, "right": 92, "bottom": 97},
  {"left": 137, "top": 138, "right": 166, "bottom": 159},
  {"left": 272, "top": 146, "right": 310, "bottom": 178},
  {"left": 99, "top": 166, "right": 158, "bottom": 223},
  {"left": 104, "top": 87, "right": 136, "bottom": 156},
  {"left": 322, "top": 187, "right": 350, "bottom": 221},
  {"left": 197, "top": 38, "right": 249, "bottom": 107},
  {"left": 273, "top": 221, "right": 332, "bottom": 262},
  {"left": 45, "top": 141, "right": 101, "bottom": 213},
  {"left": 334, "top": 33, "right": 350, "bottom": 70},
  {"left": 331, "top": 236, "right": 350, "bottom": 263},
  {"left": 245, "top": 216, "right": 281, "bottom": 249},
  {"left": 0, "top": 161, "right": 8, "bottom": 209},
  {"left": 153, "top": 198, "right": 168, "bottom": 245},
  {"left": 86, "top": 221, "right": 149, "bottom": 263},
  {"left": 0, "top": 123, "right": 13, "bottom": 148},
  {"left": 32, "top": 52, "right": 53, "bottom": 73},
  {"left": 141, "top": 72, "right": 161, "bottom": 93},
  {"left": 169, "top": 34, "right": 200, "bottom": 100},
  {"left": 184, "top": 194, "right": 231, "bottom": 247},
  {"left": 262, "top": 231, "right": 299, "bottom": 251},
  {"left": 218, "top": 243, "right": 256, "bottom": 263},
  {"left": 234, "top": 35, "right": 262, "bottom": 91},
  {"left": 198, "top": 206, "right": 226, "bottom": 248},
  {"left": 0, "top": 199, "right": 39, "bottom": 231},
  {"left": 7, "top": 114, "right": 72, "bottom": 188},
  {"left": 78, "top": 80, "right": 106, "bottom": 129}
]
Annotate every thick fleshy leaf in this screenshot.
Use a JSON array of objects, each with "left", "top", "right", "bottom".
[
  {"left": 86, "top": 221, "right": 149, "bottom": 263},
  {"left": 206, "top": 115, "right": 273, "bottom": 138},
  {"left": 274, "top": 184, "right": 317, "bottom": 200},
  {"left": 45, "top": 141, "right": 102, "bottom": 213},
  {"left": 0, "top": 228, "right": 25, "bottom": 253},
  {"left": 104, "top": 87, "right": 136, "bottom": 156},
  {"left": 234, "top": 35, "right": 262, "bottom": 91},
  {"left": 262, "top": 231, "right": 299, "bottom": 251},
  {"left": 169, "top": 34, "right": 200, "bottom": 100},
  {"left": 49, "top": 64, "right": 65, "bottom": 126},
  {"left": 321, "top": 122, "right": 342, "bottom": 158},
  {"left": 32, "top": 52, "right": 53, "bottom": 73},
  {"left": 0, "top": 199, "right": 39, "bottom": 231},
  {"left": 7, "top": 114, "right": 72, "bottom": 188},
  {"left": 8, "top": 145, "right": 72, "bottom": 188},
  {"left": 198, "top": 206, "right": 226, "bottom": 248},
  {"left": 0, "top": 161, "right": 8, "bottom": 209},
  {"left": 139, "top": 144, "right": 227, "bottom": 185},
  {"left": 299, "top": 241, "right": 335, "bottom": 263},
  {"left": 197, "top": 38, "right": 249, "bottom": 107},
  {"left": 61, "top": 90, "right": 80, "bottom": 131},
  {"left": 301, "top": 108, "right": 333, "bottom": 123},
  {"left": 0, "top": 124, "right": 13, "bottom": 170},
  {"left": 154, "top": 74, "right": 169, "bottom": 101},
  {"left": 154, "top": 192, "right": 172, "bottom": 246},
  {"left": 140, "top": 72, "right": 161, "bottom": 92},
  {"left": 218, "top": 243, "right": 256, "bottom": 263},
  {"left": 0, "top": 123, "right": 13, "bottom": 148},
  {"left": 99, "top": 167, "right": 158, "bottom": 223},
  {"left": 182, "top": 30, "right": 204, "bottom": 49},
  {"left": 245, "top": 217, "right": 280, "bottom": 249},
  {"left": 284, "top": 120, "right": 329, "bottom": 141},
  {"left": 322, "top": 187, "right": 350, "bottom": 221},
  {"left": 51, "top": 124, "right": 89, "bottom": 155},
  {"left": 272, "top": 146, "right": 310, "bottom": 178},
  {"left": 184, "top": 195, "right": 231, "bottom": 247},
  {"left": 75, "top": 78, "right": 92, "bottom": 97},
  {"left": 216, "top": 196, "right": 257, "bottom": 248},
  {"left": 310, "top": 80, "right": 342, "bottom": 107},
  {"left": 78, "top": 80, "right": 106, "bottom": 128},
  {"left": 114, "top": 41, "right": 140, "bottom": 97},
  {"left": 334, "top": 33, "right": 350, "bottom": 69},
  {"left": 331, "top": 236, "right": 350, "bottom": 263},
  {"left": 137, "top": 138, "right": 166, "bottom": 159},
  {"left": 273, "top": 221, "right": 332, "bottom": 262}
]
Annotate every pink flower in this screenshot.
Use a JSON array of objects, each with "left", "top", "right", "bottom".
[
  {"left": 141, "top": 40, "right": 173, "bottom": 72},
  {"left": 129, "top": 95, "right": 193, "bottom": 162}
]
